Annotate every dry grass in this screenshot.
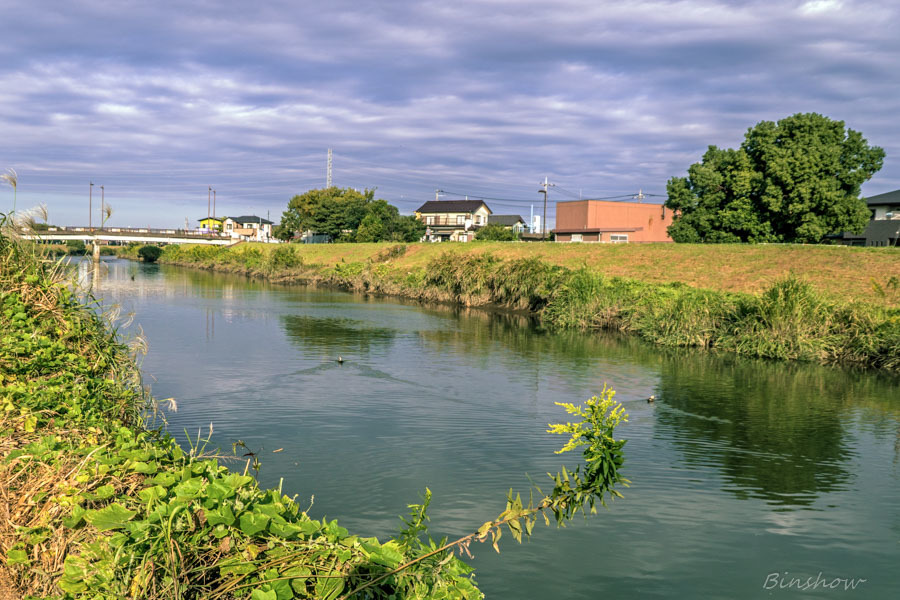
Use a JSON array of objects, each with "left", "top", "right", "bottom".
[{"left": 278, "top": 242, "right": 898, "bottom": 307}]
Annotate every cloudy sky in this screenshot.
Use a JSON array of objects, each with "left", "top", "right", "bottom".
[{"left": 1, "top": 0, "right": 898, "bottom": 228}]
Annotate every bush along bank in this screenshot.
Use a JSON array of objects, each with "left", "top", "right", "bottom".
[
  {"left": 158, "top": 244, "right": 900, "bottom": 371},
  {"left": 0, "top": 229, "right": 631, "bottom": 598}
]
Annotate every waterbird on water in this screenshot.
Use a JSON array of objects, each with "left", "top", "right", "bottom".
[
  {"left": 647, "top": 395, "right": 656, "bottom": 403},
  {"left": 337, "top": 356, "right": 344, "bottom": 364}
]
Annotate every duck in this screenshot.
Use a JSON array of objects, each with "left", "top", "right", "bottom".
[
  {"left": 647, "top": 395, "right": 656, "bottom": 403},
  {"left": 337, "top": 356, "right": 344, "bottom": 364}
]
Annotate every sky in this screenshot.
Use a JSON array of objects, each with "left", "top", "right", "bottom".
[{"left": 1, "top": 0, "right": 898, "bottom": 229}]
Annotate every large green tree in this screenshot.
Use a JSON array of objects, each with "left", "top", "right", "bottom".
[
  {"left": 665, "top": 113, "right": 885, "bottom": 243},
  {"left": 277, "top": 187, "right": 425, "bottom": 242}
]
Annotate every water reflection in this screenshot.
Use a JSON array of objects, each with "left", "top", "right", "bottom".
[
  {"left": 282, "top": 315, "right": 396, "bottom": 355},
  {"left": 651, "top": 354, "right": 896, "bottom": 507}
]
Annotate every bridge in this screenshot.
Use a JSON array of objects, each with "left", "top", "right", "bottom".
[{"left": 23, "top": 226, "right": 234, "bottom": 246}]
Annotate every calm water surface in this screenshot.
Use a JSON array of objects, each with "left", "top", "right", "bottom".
[{"left": 80, "top": 258, "right": 899, "bottom": 599}]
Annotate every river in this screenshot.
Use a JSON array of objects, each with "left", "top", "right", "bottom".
[{"left": 78, "top": 257, "right": 899, "bottom": 599}]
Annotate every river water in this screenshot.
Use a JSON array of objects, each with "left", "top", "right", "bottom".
[{"left": 79, "top": 258, "right": 899, "bottom": 599}]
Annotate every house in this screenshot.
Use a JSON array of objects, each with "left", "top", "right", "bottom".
[
  {"left": 553, "top": 200, "right": 674, "bottom": 243},
  {"left": 415, "top": 200, "right": 492, "bottom": 242},
  {"left": 488, "top": 214, "right": 527, "bottom": 233},
  {"left": 222, "top": 216, "right": 275, "bottom": 242},
  {"left": 198, "top": 216, "right": 224, "bottom": 232},
  {"left": 830, "top": 190, "right": 900, "bottom": 246},
  {"left": 866, "top": 189, "right": 900, "bottom": 221}
]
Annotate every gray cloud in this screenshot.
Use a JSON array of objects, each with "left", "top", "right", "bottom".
[{"left": 0, "top": 0, "right": 898, "bottom": 226}]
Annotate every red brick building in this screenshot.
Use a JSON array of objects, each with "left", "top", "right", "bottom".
[{"left": 553, "top": 200, "right": 674, "bottom": 243}]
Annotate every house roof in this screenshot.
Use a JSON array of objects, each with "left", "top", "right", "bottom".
[
  {"left": 862, "top": 219, "right": 900, "bottom": 239},
  {"left": 488, "top": 214, "right": 525, "bottom": 226},
  {"left": 225, "top": 215, "right": 274, "bottom": 225},
  {"left": 416, "top": 200, "right": 491, "bottom": 214},
  {"left": 865, "top": 189, "right": 900, "bottom": 206},
  {"left": 198, "top": 216, "right": 224, "bottom": 222}
]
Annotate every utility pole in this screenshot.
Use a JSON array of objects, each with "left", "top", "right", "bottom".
[
  {"left": 89, "top": 182, "right": 94, "bottom": 230},
  {"left": 326, "top": 148, "right": 333, "bottom": 187},
  {"left": 100, "top": 185, "right": 105, "bottom": 229},
  {"left": 213, "top": 189, "right": 216, "bottom": 219},
  {"left": 538, "top": 176, "right": 555, "bottom": 240},
  {"left": 208, "top": 186, "right": 211, "bottom": 220}
]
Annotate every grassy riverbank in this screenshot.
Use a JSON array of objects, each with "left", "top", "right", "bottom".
[
  {"left": 0, "top": 233, "right": 484, "bottom": 598},
  {"left": 158, "top": 242, "right": 899, "bottom": 371},
  {"left": 2, "top": 231, "right": 631, "bottom": 598}
]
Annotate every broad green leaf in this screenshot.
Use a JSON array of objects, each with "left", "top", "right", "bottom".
[
  {"left": 269, "top": 520, "right": 303, "bottom": 540},
  {"left": 131, "top": 460, "right": 158, "bottom": 474},
  {"left": 6, "top": 548, "right": 30, "bottom": 565},
  {"left": 369, "top": 540, "right": 403, "bottom": 567},
  {"left": 146, "top": 472, "right": 176, "bottom": 487},
  {"left": 173, "top": 477, "right": 203, "bottom": 499},
  {"left": 239, "top": 511, "right": 270, "bottom": 536},
  {"left": 62, "top": 505, "right": 87, "bottom": 528},
  {"left": 250, "top": 589, "right": 277, "bottom": 600},
  {"left": 86, "top": 484, "right": 116, "bottom": 501},
  {"left": 84, "top": 503, "right": 137, "bottom": 531},
  {"left": 206, "top": 503, "right": 236, "bottom": 527},
  {"left": 137, "top": 485, "right": 167, "bottom": 504}
]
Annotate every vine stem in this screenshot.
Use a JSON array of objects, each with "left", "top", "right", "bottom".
[{"left": 338, "top": 498, "right": 553, "bottom": 600}]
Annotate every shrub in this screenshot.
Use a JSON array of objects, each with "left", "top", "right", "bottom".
[
  {"left": 137, "top": 245, "right": 163, "bottom": 263},
  {"left": 475, "top": 224, "right": 518, "bottom": 241},
  {"left": 65, "top": 239, "right": 87, "bottom": 255}
]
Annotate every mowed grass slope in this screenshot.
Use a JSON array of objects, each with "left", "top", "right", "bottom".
[{"left": 247, "top": 242, "right": 899, "bottom": 307}]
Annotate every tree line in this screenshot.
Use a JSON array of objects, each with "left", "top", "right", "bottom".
[{"left": 274, "top": 187, "right": 425, "bottom": 242}]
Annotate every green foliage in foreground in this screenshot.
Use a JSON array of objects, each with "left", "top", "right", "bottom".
[
  {"left": 666, "top": 112, "right": 885, "bottom": 244},
  {"left": 0, "top": 226, "right": 630, "bottom": 598},
  {"left": 137, "top": 245, "right": 163, "bottom": 263}
]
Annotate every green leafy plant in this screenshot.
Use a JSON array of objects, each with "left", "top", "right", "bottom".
[{"left": 137, "top": 245, "right": 163, "bottom": 263}]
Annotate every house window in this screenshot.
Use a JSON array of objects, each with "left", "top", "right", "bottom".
[
  {"left": 457, "top": 215, "right": 465, "bottom": 225},
  {"left": 475, "top": 215, "right": 482, "bottom": 225},
  {"left": 426, "top": 216, "right": 434, "bottom": 225},
  {"left": 610, "top": 234, "right": 629, "bottom": 243},
  {"left": 571, "top": 233, "right": 583, "bottom": 242},
  {"left": 226, "top": 223, "right": 232, "bottom": 230}
]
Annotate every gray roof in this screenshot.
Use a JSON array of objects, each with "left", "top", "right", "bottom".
[
  {"left": 226, "top": 215, "right": 274, "bottom": 225},
  {"left": 865, "top": 189, "right": 900, "bottom": 206},
  {"left": 416, "top": 200, "right": 491, "bottom": 214},
  {"left": 862, "top": 218, "right": 900, "bottom": 240},
  {"left": 488, "top": 214, "right": 525, "bottom": 226}
]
